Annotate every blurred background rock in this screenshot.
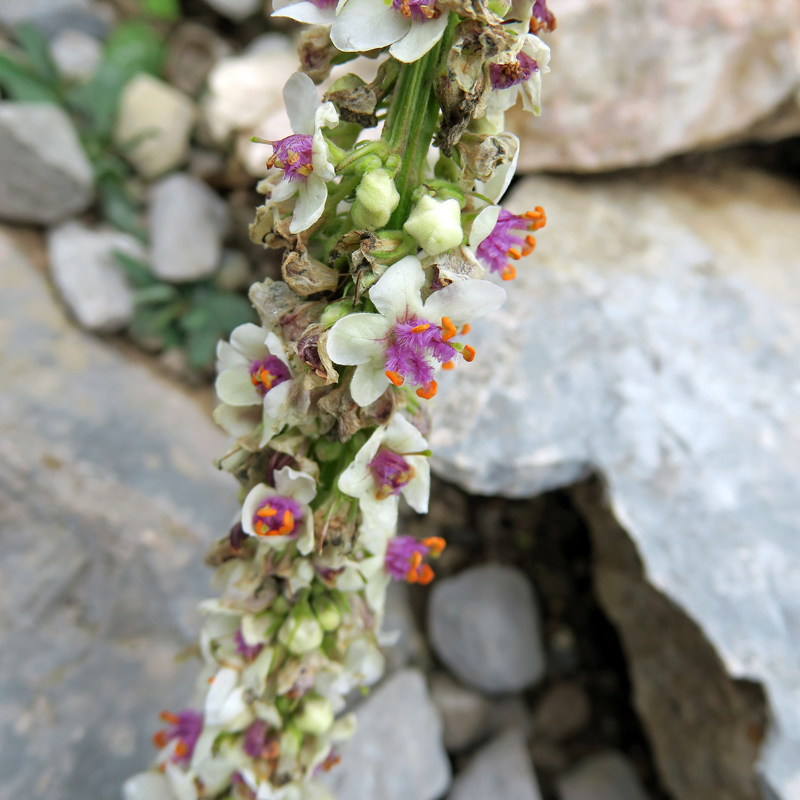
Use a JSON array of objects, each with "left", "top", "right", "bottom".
[{"left": 1, "top": 1, "right": 799, "bottom": 799}]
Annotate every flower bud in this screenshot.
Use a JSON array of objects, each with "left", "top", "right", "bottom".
[
  {"left": 294, "top": 696, "right": 334, "bottom": 735},
  {"left": 278, "top": 611, "right": 324, "bottom": 655},
  {"left": 320, "top": 298, "right": 354, "bottom": 328},
  {"left": 312, "top": 595, "right": 342, "bottom": 631},
  {"left": 404, "top": 195, "right": 463, "bottom": 256},
  {"left": 351, "top": 169, "right": 399, "bottom": 230}
]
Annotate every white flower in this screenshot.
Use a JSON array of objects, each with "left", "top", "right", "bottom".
[
  {"left": 326, "top": 255, "right": 506, "bottom": 405},
  {"left": 272, "top": 0, "right": 337, "bottom": 24},
  {"left": 214, "top": 323, "right": 293, "bottom": 447},
  {"left": 475, "top": 133, "right": 519, "bottom": 204},
  {"left": 262, "top": 72, "right": 338, "bottom": 234},
  {"left": 486, "top": 34, "right": 551, "bottom": 116},
  {"left": 205, "top": 667, "right": 251, "bottom": 729},
  {"left": 338, "top": 413, "right": 430, "bottom": 530},
  {"left": 403, "top": 195, "right": 463, "bottom": 256},
  {"left": 123, "top": 768, "right": 196, "bottom": 800},
  {"left": 331, "top": 0, "right": 450, "bottom": 63},
  {"left": 241, "top": 466, "right": 317, "bottom": 554}
]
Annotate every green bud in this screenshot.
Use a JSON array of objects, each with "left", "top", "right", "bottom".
[
  {"left": 434, "top": 158, "right": 460, "bottom": 183},
  {"left": 278, "top": 610, "right": 323, "bottom": 654},
  {"left": 315, "top": 438, "right": 344, "bottom": 462},
  {"left": 312, "top": 595, "right": 342, "bottom": 632},
  {"left": 294, "top": 696, "right": 334, "bottom": 735},
  {"left": 320, "top": 298, "right": 353, "bottom": 328},
  {"left": 404, "top": 195, "right": 464, "bottom": 256},
  {"left": 351, "top": 169, "right": 400, "bottom": 230}
]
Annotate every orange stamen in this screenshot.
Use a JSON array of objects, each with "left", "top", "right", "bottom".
[
  {"left": 153, "top": 730, "right": 170, "bottom": 748},
  {"left": 461, "top": 324, "right": 471, "bottom": 334},
  {"left": 276, "top": 510, "right": 294, "bottom": 536},
  {"left": 522, "top": 235, "right": 537, "bottom": 256},
  {"left": 174, "top": 740, "right": 189, "bottom": 758},
  {"left": 257, "top": 506, "right": 277, "bottom": 518},
  {"left": 422, "top": 536, "right": 446, "bottom": 556},
  {"left": 322, "top": 753, "right": 342, "bottom": 771},
  {"left": 441, "top": 316, "right": 457, "bottom": 341},
  {"left": 463, "top": 345, "right": 476, "bottom": 362},
  {"left": 508, "top": 248, "right": 522, "bottom": 260},
  {"left": 160, "top": 711, "right": 181, "bottom": 725},
  {"left": 405, "top": 551, "right": 424, "bottom": 582},
  {"left": 416, "top": 381, "right": 438, "bottom": 400},
  {"left": 417, "top": 564, "right": 435, "bottom": 585},
  {"left": 386, "top": 370, "right": 404, "bottom": 387},
  {"left": 410, "top": 323, "right": 430, "bottom": 333},
  {"left": 502, "top": 264, "right": 516, "bottom": 281},
  {"left": 442, "top": 362, "right": 455, "bottom": 371}
]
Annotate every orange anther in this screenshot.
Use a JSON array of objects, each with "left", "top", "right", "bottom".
[
  {"left": 416, "top": 381, "right": 438, "bottom": 400},
  {"left": 322, "top": 753, "right": 342, "bottom": 771},
  {"left": 160, "top": 711, "right": 180, "bottom": 725},
  {"left": 257, "top": 506, "right": 277, "bottom": 518},
  {"left": 461, "top": 324, "right": 471, "bottom": 334},
  {"left": 532, "top": 218, "right": 546, "bottom": 231},
  {"left": 463, "top": 345, "right": 476, "bottom": 362},
  {"left": 418, "top": 564, "right": 435, "bottom": 585},
  {"left": 441, "top": 316, "right": 457, "bottom": 341},
  {"left": 405, "top": 551, "right": 424, "bottom": 583},
  {"left": 410, "top": 323, "right": 430, "bottom": 333},
  {"left": 386, "top": 370, "right": 404, "bottom": 387},
  {"left": 423, "top": 536, "right": 446, "bottom": 556},
  {"left": 522, "top": 235, "right": 537, "bottom": 256},
  {"left": 502, "top": 264, "right": 516, "bottom": 281},
  {"left": 442, "top": 362, "right": 455, "bottom": 371},
  {"left": 525, "top": 210, "right": 540, "bottom": 220},
  {"left": 508, "top": 248, "right": 522, "bottom": 260},
  {"left": 174, "top": 740, "right": 189, "bottom": 758},
  {"left": 153, "top": 730, "right": 170, "bottom": 748},
  {"left": 275, "top": 510, "right": 294, "bottom": 535}
]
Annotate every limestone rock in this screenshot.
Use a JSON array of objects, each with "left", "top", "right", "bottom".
[
  {"left": 430, "top": 168, "right": 800, "bottom": 799},
  {"left": 47, "top": 221, "right": 142, "bottom": 332},
  {"left": 149, "top": 173, "right": 228, "bottom": 282},
  {"left": 448, "top": 728, "right": 542, "bottom": 800},
  {"left": 321, "top": 669, "right": 451, "bottom": 800},
  {"left": 0, "top": 0, "right": 88, "bottom": 25},
  {"left": 429, "top": 673, "right": 493, "bottom": 752},
  {"left": 381, "top": 581, "right": 428, "bottom": 673},
  {"left": 557, "top": 752, "right": 649, "bottom": 800},
  {"left": 50, "top": 28, "right": 102, "bottom": 82},
  {"left": 0, "top": 228, "right": 237, "bottom": 800},
  {"left": 0, "top": 103, "right": 94, "bottom": 224},
  {"left": 428, "top": 564, "right": 546, "bottom": 693},
  {"left": 201, "top": 0, "right": 260, "bottom": 22},
  {"left": 508, "top": 1, "right": 800, "bottom": 172},
  {"left": 532, "top": 682, "right": 591, "bottom": 743},
  {"left": 115, "top": 74, "right": 197, "bottom": 179},
  {"left": 165, "top": 23, "right": 233, "bottom": 97}
]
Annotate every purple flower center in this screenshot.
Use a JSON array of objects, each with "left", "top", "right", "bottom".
[
  {"left": 267, "top": 134, "right": 314, "bottom": 183},
  {"left": 531, "top": 0, "right": 556, "bottom": 33},
  {"left": 253, "top": 495, "right": 303, "bottom": 537},
  {"left": 384, "top": 535, "right": 445, "bottom": 584},
  {"left": 391, "top": 0, "right": 439, "bottom": 21},
  {"left": 249, "top": 355, "right": 291, "bottom": 397},
  {"left": 476, "top": 209, "right": 536, "bottom": 279},
  {"left": 312, "top": 0, "right": 337, "bottom": 7},
  {"left": 234, "top": 628, "right": 264, "bottom": 661},
  {"left": 384, "top": 316, "right": 454, "bottom": 390},
  {"left": 243, "top": 719, "right": 281, "bottom": 760},
  {"left": 153, "top": 709, "right": 203, "bottom": 765},
  {"left": 489, "top": 52, "right": 538, "bottom": 91},
  {"left": 369, "top": 448, "right": 415, "bottom": 499}
]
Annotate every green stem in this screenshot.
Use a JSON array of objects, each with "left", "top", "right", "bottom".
[{"left": 384, "top": 13, "right": 458, "bottom": 229}]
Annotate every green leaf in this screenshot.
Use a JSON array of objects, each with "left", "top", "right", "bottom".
[
  {"left": 99, "top": 177, "right": 145, "bottom": 239},
  {"left": 128, "top": 302, "right": 184, "bottom": 344},
  {"left": 186, "top": 327, "right": 222, "bottom": 370},
  {"left": 134, "top": 284, "right": 180, "bottom": 306},
  {"left": 141, "top": 0, "right": 181, "bottom": 21},
  {"left": 104, "top": 21, "right": 164, "bottom": 77},
  {"left": 113, "top": 249, "right": 155, "bottom": 287},
  {"left": 0, "top": 53, "right": 60, "bottom": 103},
  {"left": 15, "top": 24, "right": 58, "bottom": 85}
]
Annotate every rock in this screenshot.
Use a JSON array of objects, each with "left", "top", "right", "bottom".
[
  {"left": 0, "top": 0, "right": 88, "bottom": 26},
  {"left": 557, "top": 752, "right": 649, "bottom": 800},
  {"left": 430, "top": 167, "right": 800, "bottom": 799},
  {"left": 448, "top": 728, "right": 542, "bottom": 800},
  {"left": 0, "top": 103, "right": 94, "bottom": 225},
  {"left": 381, "top": 581, "right": 428, "bottom": 673},
  {"left": 532, "top": 682, "right": 591, "bottom": 742},
  {"left": 165, "top": 23, "right": 233, "bottom": 97},
  {"left": 507, "top": 1, "right": 800, "bottom": 172},
  {"left": 114, "top": 75, "right": 197, "bottom": 179},
  {"left": 49, "top": 28, "right": 102, "bottom": 82},
  {"left": 429, "top": 673, "right": 493, "bottom": 752},
  {"left": 0, "top": 228, "right": 238, "bottom": 800},
  {"left": 47, "top": 221, "right": 142, "bottom": 332},
  {"left": 200, "top": 0, "right": 260, "bottom": 22},
  {"left": 428, "top": 564, "right": 546, "bottom": 693},
  {"left": 321, "top": 669, "right": 451, "bottom": 800},
  {"left": 149, "top": 173, "right": 228, "bottom": 282}
]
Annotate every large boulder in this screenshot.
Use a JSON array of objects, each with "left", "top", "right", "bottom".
[
  {"left": 0, "top": 229, "right": 238, "bottom": 800},
  {"left": 508, "top": 0, "right": 800, "bottom": 172},
  {"left": 430, "top": 167, "right": 800, "bottom": 800}
]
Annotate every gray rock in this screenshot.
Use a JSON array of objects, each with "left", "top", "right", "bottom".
[
  {"left": 508, "top": 0, "right": 800, "bottom": 172},
  {"left": 532, "top": 682, "right": 592, "bottom": 743},
  {"left": 429, "top": 673, "right": 493, "bottom": 752},
  {"left": 448, "top": 728, "right": 542, "bottom": 800},
  {"left": 47, "top": 221, "right": 141, "bottom": 332},
  {"left": 381, "top": 580, "right": 428, "bottom": 673},
  {"left": 50, "top": 28, "right": 102, "bottom": 82},
  {"left": 0, "top": 228, "right": 237, "bottom": 800},
  {"left": 557, "top": 752, "right": 649, "bottom": 800},
  {"left": 0, "top": 0, "right": 88, "bottom": 26},
  {"left": 0, "top": 103, "right": 94, "bottom": 224},
  {"left": 201, "top": 0, "right": 260, "bottom": 22},
  {"left": 430, "top": 168, "right": 800, "bottom": 799},
  {"left": 149, "top": 173, "right": 228, "bottom": 282},
  {"left": 322, "top": 669, "right": 451, "bottom": 800},
  {"left": 428, "top": 564, "right": 546, "bottom": 693}
]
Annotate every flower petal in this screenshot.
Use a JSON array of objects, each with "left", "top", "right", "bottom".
[
  {"left": 469, "top": 205, "right": 502, "bottom": 249},
  {"left": 274, "top": 466, "right": 317, "bottom": 505},
  {"left": 263, "top": 378, "right": 291, "bottom": 420},
  {"left": 383, "top": 413, "right": 428, "bottom": 454},
  {"left": 165, "top": 763, "right": 200, "bottom": 800},
  {"left": 216, "top": 365, "right": 262, "bottom": 407},
  {"left": 290, "top": 173, "right": 327, "bottom": 234},
  {"left": 367, "top": 255, "right": 425, "bottom": 322},
  {"left": 331, "top": 0, "right": 409, "bottom": 52},
  {"left": 230, "top": 323, "right": 270, "bottom": 360},
  {"left": 217, "top": 339, "right": 248, "bottom": 371},
  {"left": 241, "top": 484, "right": 277, "bottom": 535},
  {"left": 213, "top": 403, "right": 261, "bottom": 438},
  {"left": 477, "top": 134, "right": 518, "bottom": 203},
  {"left": 401, "top": 456, "right": 430, "bottom": 513},
  {"left": 123, "top": 773, "right": 175, "bottom": 800},
  {"left": 296, "top": 513, "right": 315, "bottom": 556},
  {"left": 312, "top": 128, "right": 336, "bottom": 183},
  {"left": 350, "top": 360, "right": 390, "bottom": 407},
  {"left": 327, "top": 313, "right": 391, "bottom": 365},
  {"left": 338, "top": 457, "right": 374, "bottom": 500},
  {"left": 314, "top": 100, "right": 339, "bottom": 134},
  {"left": 271, "top": 179, "right": 299, "bottom": 203},
  {"left": 272, "top": 0, "right": 337, "bottom": 24},
  {"left": 284, "top": 72, "right": 318, "bottom": 135},
  {"left": 423, "top": 278, "right": 506, "bottom": 327},
  {"left": 264, "top": 331, "right": 286, "bottom": 359},
  {"left": 389, "top": 13, "right": 449, "bottom": 63}
]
